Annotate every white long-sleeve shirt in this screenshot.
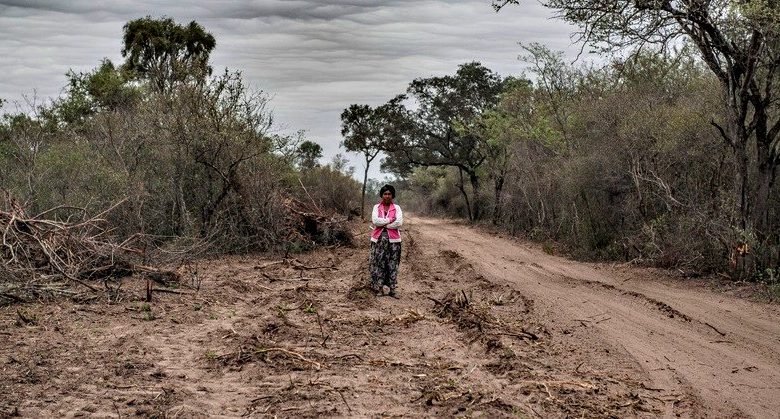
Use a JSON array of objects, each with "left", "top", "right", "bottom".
[{"left": 371, "top": 203, "right": 403, "bottom": 242}]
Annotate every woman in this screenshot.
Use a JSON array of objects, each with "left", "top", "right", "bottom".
[{"left": 370, "top": 184, "right": 403, "bottom": 298}]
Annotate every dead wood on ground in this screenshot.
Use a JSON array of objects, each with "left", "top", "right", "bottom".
[{"left": 0, "top": 192, "right": 180, "bottom": 304}]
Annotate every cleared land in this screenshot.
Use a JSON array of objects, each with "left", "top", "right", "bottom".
[{"left": 1, "top": 216, "right": 778, "bottom": 417}]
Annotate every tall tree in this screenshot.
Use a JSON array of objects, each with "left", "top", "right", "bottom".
[
  {"left": 382, "top": 62, "right": 505, "bottom": 220},
  {"left": 495, "top": 0, "right": 780, "bottom": 249},
  {"left": 341, "top": 104, "right": 381, "bottom": 219},
  {"left": 341, "top": 97, "right": 405, "bottom": 218},
  {"left": 121, "top": 17, "right": 216, "bottom": 93}
]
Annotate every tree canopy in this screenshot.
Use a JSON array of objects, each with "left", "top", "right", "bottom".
[
  {"left": 341, "top": 98, "right": 409, "bottom": 217},
  {"left": 121, "top": 16, "right": 216, "bottom": 93},
  {"left": 381, "top": 62, "right": 506, "bottom": 219},
  {"left": 297, "top": 140, "right": 323, "bottom": 170}
]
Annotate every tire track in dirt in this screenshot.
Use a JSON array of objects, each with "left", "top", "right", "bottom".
[
  {"left": 403, "top": 238, "right": 668, "bottom": 417},
  {"left": 413, "top": 216, "right": 780, "bottom": 418}
]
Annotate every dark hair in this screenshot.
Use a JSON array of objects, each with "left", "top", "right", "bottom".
[{"left": 379, "top": 184, "right": 396, "bottom": 199}]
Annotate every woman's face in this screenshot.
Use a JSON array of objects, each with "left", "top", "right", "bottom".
[{"left": 382, "top": 190, "right": 393, "bottom": 204}]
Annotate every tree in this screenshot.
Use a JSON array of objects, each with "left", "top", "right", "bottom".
[
  {"left": 478, "top": 77, "right": 535, "bottom": 224},
  {"left": 495, "top": 0, "right": 780, "bottom": 258},
  {"left": 381, "top": 62, "right": 506, "bottom": 220},
  {"left": 84, "top": 59, "right": 140, "bottom": 111},
  {"left": 341, "top": 104, "right": 379, "bottom": 218},
  {"left": 56, "top": 59, "right": 140, "bottom": 125},
  {"left": 297, "top": 140, "right": 323, "bottom": 170},
  {"left": 341, "top": 100, "right": 401, "bottom": 218},
  {"left": 329, "top": 153, "right": 355, "bottom": 176},
  {"left": 121, "top": 16, "right": 216, "bottom": 93},
  {"left": 518, "top": 43, "right": 583, "bottom": 147}
]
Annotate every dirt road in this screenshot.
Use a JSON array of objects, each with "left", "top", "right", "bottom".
[
  {"left": 413, "top": 216, "right": 780, "bottom": 418},
  {"left": 2, "top": 216, "right": 779, "bottom": 417}
]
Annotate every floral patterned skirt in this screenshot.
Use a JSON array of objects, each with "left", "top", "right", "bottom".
[{"left": 369, "top": 230, "right": 402, "bottom": 291}]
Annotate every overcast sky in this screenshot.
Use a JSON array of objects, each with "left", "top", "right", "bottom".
[{"left": 0, "top": 0, "right": 582, "bottom": 180}]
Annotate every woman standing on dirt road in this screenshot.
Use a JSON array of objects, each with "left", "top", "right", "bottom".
[{"left": 370, "top": 184, "right": 403, "bottom": 298}]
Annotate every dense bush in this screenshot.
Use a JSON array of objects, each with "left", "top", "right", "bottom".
[
  {"left": 0, "top": 21, "right": 359, "bottom": 255},
  {"left": 398, "top": 49, "right": 778, "bottom": 277}
]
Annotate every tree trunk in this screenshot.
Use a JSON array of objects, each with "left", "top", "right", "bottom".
[
  {"left": 722, "top": 86, "right": 777, "bottom": 277},
  {"left": 492, "top": 174, "right": 505, "bottom": 225},
  {"left": 201, "top": 170, "right": 238, "bottom": 233},
  {"left": 727, "top": 106, "right": 751, "bottom": 232},
  {"left": 730, "top": 111, "right": 778, "bottom": 237},
  {"left": 361, "top": 159, "right": 370, "bottom": 220},
  {"left": 172, "top": 167, "right": 186, "bottom": 236},
  {"left": 735, "top": 140, "right": 750, "bottom": 231},
  {"left": 754, "top": 132, "right": 778, "bottom": 237},
  {"left": 457, "top": 168, "right": 473, "bottom": 221},
  {"left": 469, "top": 172, "right": 481, "bottom": 221}
]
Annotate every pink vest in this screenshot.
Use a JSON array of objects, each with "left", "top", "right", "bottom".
[{"left": 371, "top": 203, "right": 401, "bottom": 242}]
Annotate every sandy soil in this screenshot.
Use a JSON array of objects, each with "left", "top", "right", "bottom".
[
  {"left": 414, "top": 216, "right": 780, "bottom": 418},
  {"left": 1, "top": 215, "right": 778, "bottom": 417}
]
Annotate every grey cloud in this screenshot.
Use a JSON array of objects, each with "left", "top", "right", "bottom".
[
  {"left": 1, "top": 0, "right": 422, "bottom": 21},
  {"left": 0, "top": 0, "right": 585, "bottom": 179}
]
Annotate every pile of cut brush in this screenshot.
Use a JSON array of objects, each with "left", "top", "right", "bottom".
[
  {"left": 429, "top": 290, "right": 539, "bottom": 344},
  {"left": 283, "top": 181, "right": 355, "bottom": 248},
  {"left": 0, "top": 194, "right": 179, "bottom": 305}
]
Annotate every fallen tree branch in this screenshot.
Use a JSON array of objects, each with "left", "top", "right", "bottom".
[
  {"left": 289, "top": 259, "right": 336, "bottom": 270},
  {"left": 0, "top": 193, "right": 179, "bottom": 304},
  {"left": 254, "top": 261, "right": 285, "bottom": 270},
  {"left": 151, "top": 288, "right": 193, "bottom": 295},
  {"left": 260, "top": 347, "right": 322, "bottom": 370},
  {"left": 704, "top": 322, "right": 727, "bottom": 336},
  {"left": 261, "top": 272, "right": 315, "bottom": 282},
  {"left": 495, "top": 330, "right": 539, "bottom": 341}
]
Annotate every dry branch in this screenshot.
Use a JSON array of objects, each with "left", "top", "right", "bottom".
[
  {"left": 0, "top": 193, "right": 180, "bottom": 304},
  {"left": 260, "top": 347, "right": 322, "bottom": 370},
  {"left": 283, "top": 196, "right": 353, "bottom": 247},
  {"left": 704, "top": 322, "right": 727, "bottom": 337}
]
